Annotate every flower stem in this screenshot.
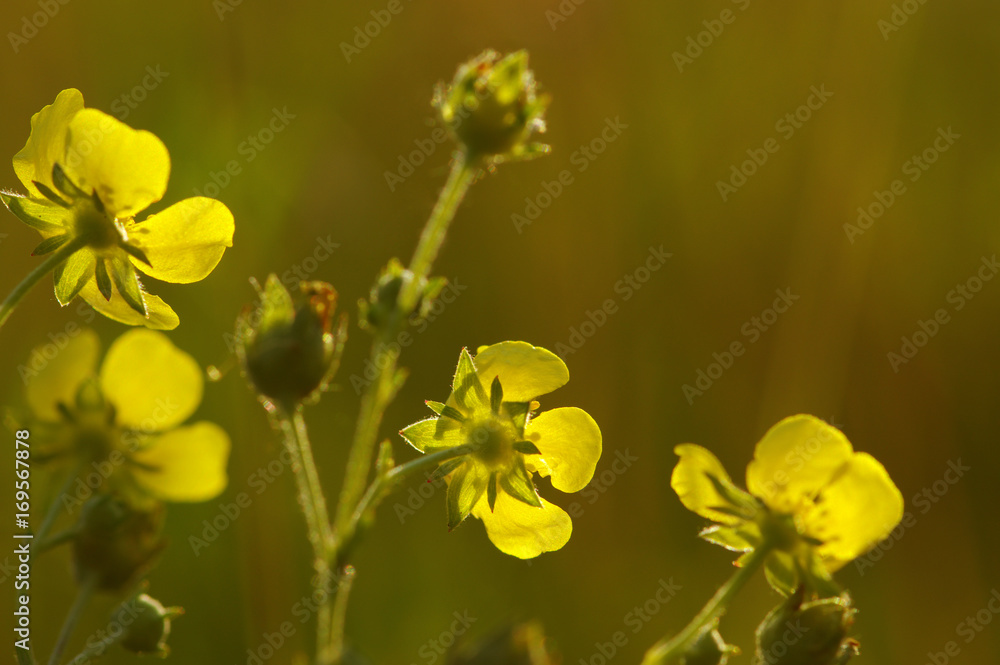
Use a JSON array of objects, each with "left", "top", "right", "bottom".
[
  {"left": 48, "top": 573, "right": 97, "bottom": 665},
  {"left": 318, "top": 565, "right": 356, "bottom": 665},
  {"left": 32, "top": 461, "right": 85, "bottom": 563},
  {"left": 397, "top": 151, "right": 476, "bottom": 312},
  {"left": 641, "top": 544, "right": 773, "bottom": 665},
  {"left": 0, "top": 235, "right": 88, "bottom": 332}
]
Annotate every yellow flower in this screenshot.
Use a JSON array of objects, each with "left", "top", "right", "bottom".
[
  {"left": 400, "top": 342, "right": 602, "bottom": 559},
  {"left": 1, "top": 89, "right": 234, "bottom": 329},
  {"left": 22, "top": 327, "right": 230, "bottom": 506},
  {"left": 671, "top": 415, "right": 903, "bottom": 596}
]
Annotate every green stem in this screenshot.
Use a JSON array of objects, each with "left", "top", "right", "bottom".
[
  {"left": 641, "top": 544, "right": 773, "bottom": 665},
  {"left": 32, "top": 461, "right": 85, "bottom": 563},
  {"left": 318, "top": 566, "right": 356, "bottom": 665},
  {"left": 0, "top": 235, "right": 88, "bottom": 331},
  {"left": 48, "top": 574, "right": 97, "bottom": 665},
  {"left": 34, "top": 527, "right": 81, "bottom": 556},
  {"left": 397, "top": 151, "right": 476, "bottom": 312}
]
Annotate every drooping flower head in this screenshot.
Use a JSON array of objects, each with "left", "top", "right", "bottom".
[
  {"left": 672, "top": 415, "right": 903, "bottom": 596},
  {"left": 400, "top": 342, "right": 602, "bottom": 559},
  {"left": 21, "top": 327, "right": 230, "bottom": 508},
  {"left": 1, "top": 89, "right": 234, "bottom": 329}
]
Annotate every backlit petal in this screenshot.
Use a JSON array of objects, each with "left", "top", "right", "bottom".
[
  {"left": 472, "top": 490, "right": 572, "bottom": 559},
  {"left": 25, "top": 328, "right": 100, "bottom": 421},
  {"left": 672, "top": 444, "right": 757, "bottom": 526},
  {"left": 79, "top": 281, "right": 179, "bottom": 330},
  {"left": 746, "top": 415, "right": 853, "bottom": 514},
  {"left": 128, "top": 198, "right": 234, "bottom": 283},
  {"left": 527, "top": 407, "right": 601, "bottom": 493},
  {"left": 63, "top": 109, "right": 169, "bottom": 219},
  {"left": 473, "top": 342, "right": 568, "bottom": 401},
  {"left": 99, "top": 329, "right": 202, "bottom": 431},
  {"left": 13, "top": 89, "right": 84, "bottom": 196},
  {"left": 129, "top": 422, "right": 230, "bottom": 502}
]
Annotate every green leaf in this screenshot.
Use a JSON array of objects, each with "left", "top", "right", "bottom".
[
  {"left": 32, "top": 181, "right": 70, "bottom": 207},
  {"left": 446, "top": 464, "right": 488, "bottom": 529},
  {"left": 499, "top": 459, "right": 542, "bottom": 508},
  {"left": 121, "top": 242, "right": 153, "bottom": 268},
  {"left": 1, "top": 193, "right": 67, "bottom": 233},
  {"left": 490, "top": 376, "right": 503, "bottom": 414},
  {"left": 503, "top": 401, "right": 531, "bottom": 433},
  {"left": 487, "top": 472, "right": 498, "bottom": 511},
  {"left": 427, "top": 457, "right": 466, "bottom": 484},
  {"left": 705, "top": 471, "right": 759, "bottom": 519},
  {"left": 451, "top": 348, "right": 488, "bottom": 413},
  {"left": 400, "top": 417, "right": 464, "bottom": 452},
  {"left": 425, "top": 400, "right": 466, "bottom": 422},
  {"left": 53, "top": 250, "right": 93, "bottom": 305},
  {"left": 52, "top": 163, "right": 87, "bottom": 200},
  {"left": 94, "top": 258, "right": 112, "bottom": 301},
  {"left": 110, "top": 256, "right": 147, "bottom": 316},
  {"left": 513, "top": 440, "right": 541, "bottom": 455},
  {"left": 32, "top": 234, "right": 69, "bottom": 256}
]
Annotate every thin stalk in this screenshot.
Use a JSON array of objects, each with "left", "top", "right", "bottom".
[
  {"left": 48, "top": 574, "right": 97, "bottom": 665},
  {"left": 32, "top": 461, "right": 85, "bottom": 563},
  {"left": 0, "top": 236, "right": 88, "bottom": 331},
  {"left": 641, "top": 544, "right": 773, "bottom": 665},
  {"left": 318, "top": 566, "right": 356, "bottom": 665},
  {"left": 34, "top": 527, "right": 81, "bottom": 555}
]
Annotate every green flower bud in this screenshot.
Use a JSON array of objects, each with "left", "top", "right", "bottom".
[
  {"left": 358, "top": 258, "right": 445, "bottom": 333},
  {"left": 118, "top": 593, "right": 182, "bottom": 656},
  {"left": 237, "top": 275, "right": 347, "bottom": 409},
  {"left": 675, "top": 622, "right": 739, "bottom": 665},
  {"left": 72, "top": 494, "right": 166, "bottom": 592},
  {"left": 434, "top": 50, "right": 550, "bottom": 164},
  {"left": 755, "top": 588, "right": 858, "bottom": 665}
]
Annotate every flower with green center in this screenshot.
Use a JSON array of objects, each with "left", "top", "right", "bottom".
[
  {"left": 21, "top": 327, "right": 230, "bottom": 507},
  {"left": 400, "top": 342, "right": 602, "bottom": 559},
  {"left": 1, "top": 88, "right": 234, "bottom": 329},
  {"left": 671, "top": 415, "right": 903, "bottom": 596}
]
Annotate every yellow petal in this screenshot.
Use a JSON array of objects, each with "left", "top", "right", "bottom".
[
  {"left": 527, "top": 407, "right": 602, "bottom": 493},
  {"left": 24, "top": 327, "right": 100, "bottom": 421},
  {"left": 128, "top": 198, "right": 234, "bottom": 283},
  {"left": 473, "top": 342, "right": 569, "bottom": 402},
  {"left": 746, "top": 415, "right": 854, "bottom": 514},
  {"left": 63, "top": 109, "right": 169, "bottom": 219},
  {"left": 99, "top": 329, "right": 202, "bottom": 431},
  {"left": 13, "top": 89, "right": 84, "bottom": 196},
  {"left": 472, "top": 490, "right": 572, "bottom": 559},
  {"left": 129, "top": 422, "right": 230, "bottom": 502},
  {"left": 79, "top": 280, "right": 179, "bottom": 330},
  {"left": 802, "top": 452, "right": 904, "bottom": 565},
  {"left": 671, "top": 444, "right": 757, "bottom": 525}
]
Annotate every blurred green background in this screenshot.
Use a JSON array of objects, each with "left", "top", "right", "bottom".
[{"left": 2, "top": 1, "right": 999, "bottom": 664}]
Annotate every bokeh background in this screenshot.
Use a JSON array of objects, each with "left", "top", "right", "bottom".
[{"left": 2, "top": 1, "right": 999, "bottom": 664}]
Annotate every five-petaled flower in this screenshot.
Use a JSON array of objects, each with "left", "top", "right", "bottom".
[
  {"left": 671, "top": 415, "right": 903, "bottom": 596},
  {"left": 22, "top": 327, "right": 230, "bottom": 508},
  {"left": 400, "top": 342, "right": 602, "bottom": 559},
  {"left": 1, "top": 88, "right": 234, "bottom": 329}
]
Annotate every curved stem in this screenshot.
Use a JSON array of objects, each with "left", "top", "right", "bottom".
[
  {"left": 0, "top": 235, "right": 87, "bottom": 331},
  {"left": 397, "top": 151, "right": 476, "bottom": 312},
  {"left": 48, "top": 573, "right": 97, "bottom": 665},
  {"left": 641, "top": 544, "right": 773, "bottom": 665}
]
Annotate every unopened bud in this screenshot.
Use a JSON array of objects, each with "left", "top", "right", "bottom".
[
  {"left": 119, "top": 593, "right": 183, "bottom": 656},
  {"left": 72, "top": 494, "right": 166, "bottom": 592}
]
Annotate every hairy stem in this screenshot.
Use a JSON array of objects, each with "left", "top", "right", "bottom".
[
  {"left": 0, "top": 235, "right": 88, "bottom": 332},
  {"left": 48, "top": 574, "right": 97, "bottom": 665}
]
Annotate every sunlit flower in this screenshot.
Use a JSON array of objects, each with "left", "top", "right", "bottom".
[
  {"left": 400, "top": 342, "right": 602, "bottom": 559},
  {"left": 1, "top": 88, "right": 234, "bottom": 329},
  {"left": 22, "top": 327, "right": 230, "bottom": 507},
  {"left": 671, "top": 415, "right": 903, "bottom": 596}
]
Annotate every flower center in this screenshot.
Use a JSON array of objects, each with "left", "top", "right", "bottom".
[
  {"left": 74, "top": 200, "right": 122, "bottom": 250},
  {"left": 468, "top": 417, "right": 516, "bottom": 467}
]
